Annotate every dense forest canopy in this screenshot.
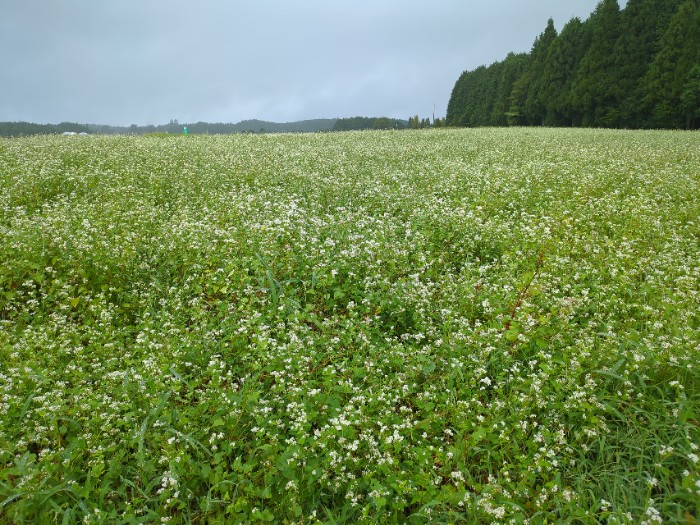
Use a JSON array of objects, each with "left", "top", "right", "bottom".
[{"left": 447, "top": 0, "right": 700, "bottom": 129}]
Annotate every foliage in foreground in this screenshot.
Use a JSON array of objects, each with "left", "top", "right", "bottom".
[{"left": 0, "top": 129, "right": 699, "bottom": 523}]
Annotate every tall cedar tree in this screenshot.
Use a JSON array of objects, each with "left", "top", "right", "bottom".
[
  {"left": 540, "top": 17, "right": 593, "bottom": 126},
  {"left": 682, "top": 63, "right": 700, "bottom": 128},
  {"left": 523, "top": 19, "right": 558, "bottom": 125},
  {"left": 491, "top": 53, "right": 530, "bottom": 126},
  {"left": 645, "top": 0, "right": 700, "bottom": 128},
  {"left": 447, "top": 63, "right": 504, "bottom": 126},
  {"left": 612, "top": 0, "right": 684, "bottom": 127},
  {"left": 573, "top": 0, "right": 623, "bottom": 127},
  {"left": 446, "top": 70, "right": 471, "bottom": 126},
  {"left": 506, "top": 62, "right": 532, "bottom": 126}
]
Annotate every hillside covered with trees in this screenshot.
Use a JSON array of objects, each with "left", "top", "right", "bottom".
[
  {"left": 447, "top": 0, "right": 700, "bottom": 129},
  {"left": 0, "top": 122, "right": 91, "bottom": 137},
  {"left": 332, "top": 117, "right": 408, "bottom": 131},
  {"left": 0, "top": 119, "right": 338, "bottom": 137}
]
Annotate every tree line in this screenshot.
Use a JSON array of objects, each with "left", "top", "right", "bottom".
[
  {"left": 332, "top": 117, "right": 408, "bottom": 131},
  {"left": 1, "top": 118, "right": 422, "bottom": 137},
  {"left": 446, "top": 0, "right": 700, "bottom": 129},
  {"left": 0, "top": 122, "right": 91, "bottom": 137},
  {"left": 0, "top": 119, "right": 338, "bottom": 137}
]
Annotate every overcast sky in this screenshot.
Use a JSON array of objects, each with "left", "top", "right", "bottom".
[{"left": 1, "top": 1, "right": 621, "bottom": 126}]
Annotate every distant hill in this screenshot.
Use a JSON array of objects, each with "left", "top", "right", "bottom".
[
  {"left": 228, "top": 119, "right": 337, "bottom": 133},
  {"left": 88, "top": 119, "right": 338, "bottom": 135},
  {"left": 0, "top": 119, "right": 337, "bottom": 137},
  {"left": 333, "top": 116, "right": 408, "bottom": 131},
  {"left": 0, "top": 121, "right": 91, "bottom": 137},
  {"left": 0, "top": 116, "right": 424, "bottom": 137}
]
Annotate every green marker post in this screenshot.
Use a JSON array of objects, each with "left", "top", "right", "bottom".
[{"left": 183, "top": 126, "right": 189, "bottom": 135}]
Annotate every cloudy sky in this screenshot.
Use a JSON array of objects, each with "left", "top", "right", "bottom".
[{"left": 1, "top": 1, "right": 618, "bottom": 126}]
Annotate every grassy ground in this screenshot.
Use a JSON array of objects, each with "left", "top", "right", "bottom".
[{"left": 1, "top": 128, "right": 699, "bottom": 523}]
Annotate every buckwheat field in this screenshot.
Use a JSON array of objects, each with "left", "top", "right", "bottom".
[{"left": 1, "top": 128, "right": 699, "bottom": 524}]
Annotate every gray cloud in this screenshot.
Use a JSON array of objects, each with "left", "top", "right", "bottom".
[{"left": 1, "top": 0, "right": 619, "bottom": 125}]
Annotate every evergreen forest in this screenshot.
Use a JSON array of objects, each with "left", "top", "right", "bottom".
[{"left": 446, "top": 0, "right": 700, "bottom": 129}]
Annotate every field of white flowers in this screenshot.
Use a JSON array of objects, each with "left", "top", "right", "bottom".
[{"left": 1, "top": 128, "right": 699, "bottom": 523}]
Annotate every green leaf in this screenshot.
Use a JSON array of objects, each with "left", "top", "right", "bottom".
[
  {"left": 505, "top": 328, "right": 519, "bottom": 342},
  {"left": 471, "top": 428, "right": 487, "bottom": 443},
  {"left": 91, "top": 461, "right": 105, "bottom": 478},
  {"left": 251, "top": 508, "right": 275, "bottom": 522},
  {"left": 422, "top": 361, "right": 436, "bottom": 374}
]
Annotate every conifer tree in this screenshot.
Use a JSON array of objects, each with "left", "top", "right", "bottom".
[
  {"left": 681, "top": 62, "right": 700, "bottom": 128},
  {"left": 541, "top": 17, "right": 592, "bottom": 126},
  {"left": 506, "top": 58, "right": 532, "bottom": 126},
  {"left": 572, "top": 0, "right": 623, "bottom": 126},
  {"left": 523, "top": 19, "right": 558, "bottom": 125},
  {"left": 491, "top": 53, "right": 529, "bottom": 126},
  {"left": 645, "top": 0, "right": 700, "bottom": 128},
  {"left": 612, "top": 0, "right": 684, "bottom": 127}
]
